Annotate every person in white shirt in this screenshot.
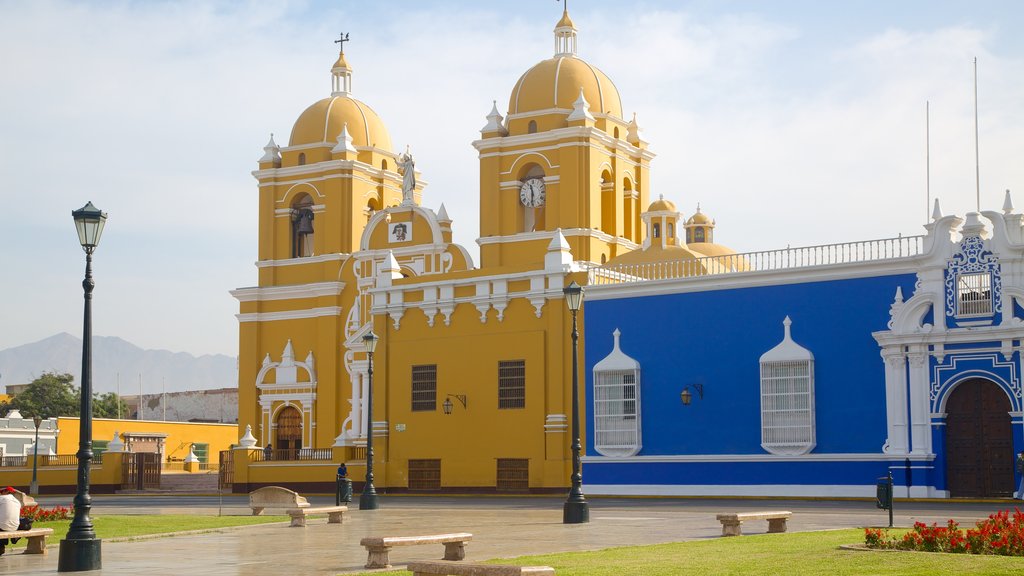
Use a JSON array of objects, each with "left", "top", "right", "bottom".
[{"left": 0, "top": 486, "right": 24, "bottom": 556}]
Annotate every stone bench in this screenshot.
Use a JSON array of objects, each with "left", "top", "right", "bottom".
[
  {"left": 715, "top": 511, "right": 792, "bottom": 536},
  {"left": 287, "top": 505, "right": 347, "bottom": 527},
  {"left": 408, "top": 561, "right": 555, "bottom": 576},
  {"left": 360, "top": 533, "right": 473, "bottom": 569},
  {"left": 0, "top": 528, "right": 54, "bottom": 555},
  {"left": 249, "top": 486, "right": 309, "bottom": 516}
]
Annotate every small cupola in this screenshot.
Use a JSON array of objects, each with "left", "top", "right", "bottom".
[
  {"left": 641, "top": 195, "right": 681, "bottom": 250},
  {"left": 684, "top": 203, "right": 715, "bottom": 244},
  {"left": 553, "top": 8, "right": 578, "bottom": 56},
  {"left": 332, "top": 33, "right": 353, "bottom": 96}
]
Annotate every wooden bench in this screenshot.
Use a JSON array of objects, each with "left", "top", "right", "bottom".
[
  {"left": 249, "top": 486, "right": 310, "bottom": 516},
  {"left": 286, "top": 505, "right": 347, "bottom": 527},
  {"left": 360, "top": 533, "right": 473, "bottom": 569},
  {"left": 0, "top": 528, "right": 54, "bottom": 555},
  {"left": 408, "top": 561, "right": 554, "bottom": 576},
  {"left": 715, "top": 511, "right": 792, "bottom": 536}
]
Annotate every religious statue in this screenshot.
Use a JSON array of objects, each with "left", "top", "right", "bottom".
[{"left": 398, "top": 147, "right": 416, "bottom": 205}]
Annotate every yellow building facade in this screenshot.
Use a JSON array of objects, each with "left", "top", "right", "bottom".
[{"left": 231, "top": 10, "right": 735, "bottom": 493}]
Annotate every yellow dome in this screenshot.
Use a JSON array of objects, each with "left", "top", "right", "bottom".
[
  {"left": 556, "top": 10, "right": 576, "bottom": 29},
  {"left": 333, "top": 52, "right": 351, "bottom": 70},
  {"left": 687, "top": 210, "right": 712, "bottom": 225},
  {"left": 508, "top": 56, "right": 623, "bottom": 118},
  {"left": 289, "top": 96, "right": 392, "bottom": 150},
  {"left": 648, "top": 196, "right": 677, "bottom": 212}
]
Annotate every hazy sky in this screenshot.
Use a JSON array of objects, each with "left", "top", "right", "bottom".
[{"left": 1, "top": 0, "right": 1022, "bottom": 357}]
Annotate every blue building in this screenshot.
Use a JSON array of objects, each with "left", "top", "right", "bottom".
[{"left": 583, "top": 197, "right": 1024, "bottom": 498}]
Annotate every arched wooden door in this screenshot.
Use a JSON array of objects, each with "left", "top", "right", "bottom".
[
  {"left": 945, "top": 379, "right": 1014, "bottom": 497},
  {"left": 275, "top": 406, "right": 303, "bottom": 460}
]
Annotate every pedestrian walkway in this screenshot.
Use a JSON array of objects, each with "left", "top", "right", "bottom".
[{"left": 0, "top": 495, "right": 1006, "bottom": 575}]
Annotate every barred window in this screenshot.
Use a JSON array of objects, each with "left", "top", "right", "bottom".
[
  {"left": 496, "top": 458, "right": 529, "bottom": 491},
  {"left": 411, "top": 364, "right": 437, "bottom": 411},
  {"left": 957, "top": 272, "right": 992, "bottom": 316},
  {"left": 760, "top": 360, "right": 815, "bottom": 455},
  {"left": 498, "top": 360, "right": 526, "bottom": 409},
  {"left": 594, "top": 370, "right": 641, "bottom": 457},
  {"left": 408, "top": 459, "right": 441, "bottom": 490}
]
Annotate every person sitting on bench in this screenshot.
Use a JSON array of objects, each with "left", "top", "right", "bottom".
[{"left": 0, "top": 486, "right": 32, "bottom": 556}]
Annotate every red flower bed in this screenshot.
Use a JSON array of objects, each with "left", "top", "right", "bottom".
[
  {"left": 865, "top": 509, "right": 1024, "bottom": 556},
  {"left": 21, "top": 504, "right": 72, "bottom": 522}
]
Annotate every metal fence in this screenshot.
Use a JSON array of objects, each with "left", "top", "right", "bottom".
[
  {"left": 252, "top": 448, "right": 334, "bottom": 462},
  {"left": 590, "top": 235, "right": 925, "bottom": 285}
]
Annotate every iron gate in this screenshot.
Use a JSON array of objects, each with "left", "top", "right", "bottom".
[{"left": 121, "top": 452, "right": 161, "bottom": 490}]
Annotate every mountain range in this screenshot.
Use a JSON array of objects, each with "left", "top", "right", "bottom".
[{"left": 0, "top": 333, "right": 236, "bottom": 394}]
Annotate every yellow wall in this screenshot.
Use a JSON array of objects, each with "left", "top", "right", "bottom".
[{"left": 57, "top": 417, "right": 237, "bottom": 459}]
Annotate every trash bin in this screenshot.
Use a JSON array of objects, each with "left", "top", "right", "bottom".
[
  {"left": 875, "top": 476, "right": 892, "bottom": 510},
  {"left": 337, "top": 477, "right": 353, "bottom": 505}
]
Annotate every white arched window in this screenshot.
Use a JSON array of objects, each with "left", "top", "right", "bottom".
[
  {"left": 759, "top": 317, "right": 815, "bottom": 455},
  {"left": 593, "top": 329, "right": 641, "bottom": 457}
]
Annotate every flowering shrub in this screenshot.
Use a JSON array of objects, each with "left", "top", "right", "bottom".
[
  {"left": 865, "top": 509, "right": 1024, "bottom": 556},
  {"left": 21, "top": 504, "right": 72, "bottom": 522}
]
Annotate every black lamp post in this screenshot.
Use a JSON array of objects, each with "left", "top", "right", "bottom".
[
  {"left": 30, "top": 415, "right": 42, "bottom": 496},
  {"left": 59, "top": 201, "right": 106, "bottom": 572},
  {"left": 562, "top": 280, "right": 589, "bottom": 524},
  {"left": 359, "top": 331, "right": 380, "bottom": 510}
]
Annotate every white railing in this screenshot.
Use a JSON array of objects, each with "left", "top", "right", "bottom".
[{"left": 589, "top": 235, "right": 925, "bottom": 285}]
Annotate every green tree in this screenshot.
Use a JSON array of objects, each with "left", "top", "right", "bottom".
[
  {"left": 2, "top": 371, "right": 79, "bottom": 418},
  {"left": 93, "top": 392, "right": 129, "bottom": 419}
]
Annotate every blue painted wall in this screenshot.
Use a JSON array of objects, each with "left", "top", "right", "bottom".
[{"left": 584, "top": 273, "right": 918, "bottom": 459}]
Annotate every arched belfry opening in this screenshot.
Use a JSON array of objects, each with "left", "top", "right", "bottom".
[
  {"left": 518, "top": 163, "right": 546, "bottom": 233},
  {"left": 945, "top": 378, "right": 1015, "bottom": 497},
  {"left": 291, "top": 193, "right": 315, "bottom": 258}
]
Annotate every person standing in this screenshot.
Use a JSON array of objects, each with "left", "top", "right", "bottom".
[
  {"left": 1015, "top": 451, "right": 1024, "bottom": 500},
  {"left": 336, "top": 463, "right": 351, "bottom": 505},
  {"left": 264, "top": 443, "right": 273, "bottom": 462}
]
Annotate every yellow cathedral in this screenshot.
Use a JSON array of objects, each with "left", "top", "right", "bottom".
[{"left": 229, "top": 9, "right": 738, "bottom": 493}]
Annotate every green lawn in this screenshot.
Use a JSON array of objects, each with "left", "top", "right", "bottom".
[
  {"left": 4, "top": 514, "right": 288, "bottom": 549},
  {"left": 353, "top": 530, "right": 1024, "bottom": 576}
]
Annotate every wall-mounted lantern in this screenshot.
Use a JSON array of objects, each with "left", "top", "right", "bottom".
[
  {"left": 680, "top": 383, "right": 704, "bottom": 406},
  {"left": 442, "top": 394, "right": 468, "bottom": 415}
]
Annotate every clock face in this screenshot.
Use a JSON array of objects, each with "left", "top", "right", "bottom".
[{"left": 520, "top": 178, "right": 546, "bottom": 208}]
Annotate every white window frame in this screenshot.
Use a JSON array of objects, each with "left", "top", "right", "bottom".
[
  {"left": 593, "top": 369, "right": 641, "bottom": 457},
  {"left": 956, "top": 272, "right": 993, "bottom": 317},
  {"left": 760, "top": 359, "right": 815, "bottom": 456}
]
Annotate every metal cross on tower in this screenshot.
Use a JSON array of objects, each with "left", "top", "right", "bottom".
[{"left": 335, "top": 32, "right": 350, "bottom": 52}]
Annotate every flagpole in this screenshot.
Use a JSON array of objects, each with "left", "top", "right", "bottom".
[{"left": 973, "top": 57, "right": 980, "bottom": 212}]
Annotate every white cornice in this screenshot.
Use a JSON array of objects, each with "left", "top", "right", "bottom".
[
  {"left": 473, "top": 126, "right": 654, "bottom": 162},
  {"left": 255, "top": 253, "right": 348, "bottom": 268},
  {"left": 236, "top": 306, "right": 342, "bottom": 323},
  {"left": 231, "top": 281, "right": 345, "bottom": 303},
  {"left": 587, "top": 258, "right": 921, "bottom": 301},
  {"left": 874, "top": 323, "right": 1024, "bottom": 347}
]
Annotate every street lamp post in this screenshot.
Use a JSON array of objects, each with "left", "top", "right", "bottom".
[
  {"left": 359, "top": 331, "right": 380, "bottom": 510},
  {"left": 562, "top": 281, "right": 589, "bottom": 524},
  {"left": 30, "top": 416, "right": 42, "bottom": 496},
  {"left": 59, "top": 201, "right": 107, "bottom": 572}
]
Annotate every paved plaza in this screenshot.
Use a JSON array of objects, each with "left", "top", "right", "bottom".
[{"left": 0, "top": 494, "right": 1014, "bottom": 575}]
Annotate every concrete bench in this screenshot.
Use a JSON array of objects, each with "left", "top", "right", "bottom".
[
  {"left": 287, "top": 505, "right": 347, "bottom": 527},
  {"left": 715, "top": 511, "right": 792, "bottom": 536},
  {"left": 408, "top": 561, "right": 555, "bottom": 576},
  {"left": 0, "top": 528, "right": 54, "bottom": 555},
  {"left": 360, "top": 532, "right": 473, "bottom": 569},
  {"left": 249, "top": 486, "right": 309, "bottom": 516}
]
